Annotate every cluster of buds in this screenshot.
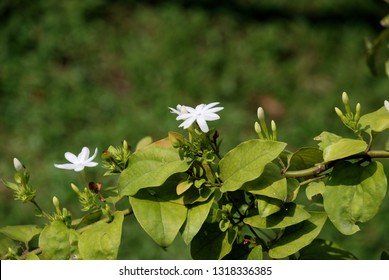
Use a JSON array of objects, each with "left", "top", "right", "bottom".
[
  {"left": 51, "top": 196, "right": 72, "bottom": 226},
  {"left": 334, "top": 92, "right": 362, "bottom": 136},
  {"left": 254, "top": 107, "right": 278, "bottom": 141},
  {"left": 101, "top": 140, "right": 131, "bottom": 175},
  {"left": 2, "top": 158, "right": 36, "bottom": 203}
]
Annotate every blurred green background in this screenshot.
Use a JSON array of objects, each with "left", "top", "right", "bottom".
[{"left": 1, "top": 0, "right": 389, "bottom": 259}]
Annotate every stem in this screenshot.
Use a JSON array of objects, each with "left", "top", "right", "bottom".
[{"left": 283, "top": 149, "right": 389, "bottom": 179}]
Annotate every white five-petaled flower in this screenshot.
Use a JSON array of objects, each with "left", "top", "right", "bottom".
[
  {"left": 385, "top": 100, "right": 389, "bottom": 113},
  {"left": 54, "top": 147, "right": 98, "bottom": 172},
  {"left": 172, "top": 102, "right": 224, "bottom": 133}
]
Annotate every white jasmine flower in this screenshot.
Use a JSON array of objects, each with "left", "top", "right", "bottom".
[
  {"left": 385, "top": 100, "right": 389, "bottom": 112},
  {"left": 169, "top": 104, "right": 184, "bottom": 116},
  {"left": 54, "top": 147, "right": 98, "bottom": 172},
  {"left": 175, "top": 102, "right": 224, "bottom": 133}
]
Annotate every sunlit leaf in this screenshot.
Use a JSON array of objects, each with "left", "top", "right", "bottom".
[
  {"left": 288, "top": 147, "right": 323, "bottom": 171},
  {"left": 78, "top": 211, "right": 124, "bottom": 260},
  {"left": 0, "top": 225, "right": 41, "bottom": 244},
  {"left": 359, "top": 107, "right": 389, "bottom": 134},
  {"left": 314, "top": 131, "right": 342, "bottom": 151},
  {"left": 306, "top": 181, "right": 326, "bottom": 200},
  {"left": 242, "top": 163, "right": 287, "bottom": 200},
  {"left": 323, "top": 161, "right": 387, "bottom": 235},
  {"left": 256, "top": 196, "right": 283, "bottom": 217},
  {"left": 129, "top": 189, "right": 187, "bottom": 248},
  {"left": 247, "top": 245, "right": 263, "bottom": 260},
  {"left": 268, "top": 212, "right": 327, "bottom": 259},
  {"left": 220, "top": 140, "right": 286, "bottom": 192},
  {"left": 322, "top": 138, "right": 368, "bottom": 162},
  {"left": 39, "top": 221, "right": 80, "bottom": 260},
  {"left": 118, "top": 137, "right": 191, "bottom": 196},
  {"left": 181, "top": 195, "right": 215, "bottom": 244}
]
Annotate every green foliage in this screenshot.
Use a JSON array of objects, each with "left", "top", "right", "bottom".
[{"left": 1, "top": 0, "right": 389, "bottom": 260}]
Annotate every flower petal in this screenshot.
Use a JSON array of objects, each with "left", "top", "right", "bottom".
[
  {"left": 85, "top": 148, "right": 98, "bottom": 163},
  {"left": 196, "top": 116, "right": 209, "bottom": 133},
  {"left": 78, "top": 147, "right": 90, "bottom": 162},
  {"left": 179, "top": 116, "right": 197, "bottom": 129},
  {"left": 385, "top": 100, "right": 389, "bottom": 112},
  {"left": 203, "top": 112, "right": 221, "bottom": 121},
  {"left": 54, "top": 163, "right": 78, "bottom": 170},
  {"left": 64, "top": 152, "right": 78, "bottom": 163}
]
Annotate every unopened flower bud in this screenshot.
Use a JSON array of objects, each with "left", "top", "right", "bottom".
[
  {"left": 71, "top": 183, "right": 81, "bottom": 195},
  {"left": 254, "top": 122, "right": 261, "bottom": 134},
  {"left": 334, "top": 107, "right": 344, "bottom": 118},
  {"left": 52, "top": 196, "right": 61, "bottom": 212},
  {"left": 355, "top": 103, "right": 361, "bottom": 121},
  {"left": 257, "top": 107, "right": 265, "bottom": 120},
  {"left": 123, "top": 140, "right": 129, "bottom": 152},
  {"left": 385, "top": 100, "right": 389, "bottom": 113},
  {"left": 13, "top": 158, "right": 24, "bottom": 172},
  {"left": 342, "top": 92, "right": 349, "bottom": 105},
  {"left": 271, "top": 120, "right": 277, "bottom": 132}
]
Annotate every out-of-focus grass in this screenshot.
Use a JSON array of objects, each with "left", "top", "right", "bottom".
[{"left": 0, "top": 0, "right": 388, "bottom": 259}]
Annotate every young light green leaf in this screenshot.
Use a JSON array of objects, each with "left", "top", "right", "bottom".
[
  {"left": 268, "top": 212, "right": 327, "bottom": 259},
  {"left": 191, "top": 223, "right": 238, "bottom": 260},
  {"left": 314, "top": 131, "right": 343, "bottom": 151},
  {"left": 219, "top": 140, "right": 286, "bottom": 192},
  {"left": 181, "top": 196, "right": 215, "bottom": 244},
  {"left": 247, "top": 245, "right": 263, "bottom": 260},
  {"left": 244, "top": 203, "right": 311, "bottom": 229},
  {"left": 323, "top": 161, "right": 387, "bottom": 235},
  {"left": 39, "top": 221, "right": 80, "bottom": 260},
  {"left": 118, "top": 137, "right": 191, "bottom": 196},
  {"left": 129, "top": 189, "right": 187, "bottom": 248},
  {"left": 0, "top": 225, "right": 41, "bottom": 244},
  {"left": 78, "top": 211, "right": 124, "bottom": 260},
  {"left": 306, "top": 181, "right": 326, "bottom": 200},
  {"left": 359, "top": 107, "right": 389, "bottom": 134},
  {"left": 322, "top": 138, "right": 368, "bottom": 162},
  {"left": 256, "top": 196, "right": 283, "bottom": 217}
]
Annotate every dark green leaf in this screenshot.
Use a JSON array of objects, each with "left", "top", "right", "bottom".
[
  {"left": 191, "top": 223, "right": 238, "bottom": 260},
  {"left": 298, "top": 239, "right": 358, "bottom": 260},
  {"left": 219, "top": 140, "right": 286, "bottom": 192},
  {"left": 323, "top": 161, "right": 387, "bottom": 235},
  {"left": 244, "top": 203, "right": 311, "bottom": 229},
  {"left": 268, "top": 211, "right": 327, "bottom": 259},
  {"left": 288, "top": 147, "right": 323, "bottom": 171}
]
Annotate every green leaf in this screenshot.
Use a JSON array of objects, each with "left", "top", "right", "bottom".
[
  {"left": 287, "top": 147, "right": 323, "bottom": 171},
  {"left": 242, "top": 163, "right": 287, "bottom": 200},
  {"left": 359, "top": 107, "right": 389, "bottom": 134},
  {"left": 314, "top": 131, "right": 342, "bottom": 151},
  {"left": 247, "top": 245, "right": 263, "bottom": 260},
  {"left": 75, "top": 210, "right": 102, "bottom": 229},
  {"left": 306, "top": 181, "right": 325, "bottom": 200},
  {"left": 0, "top": 234, "right": 17, "bottom": 258},
  {"left": 118, "top": 137, "right": 191, "bottom": 196},
  {"left": 286, "top": 178, "right": 300, "bottom": 202},
  {"left": 298, "top": 239, "right": 357, "bottom": 260},
  {"left": 268, "top": 211, "right": 327, "bottom": 259},
  {"left": 322, "top": 138, "right": 368, "bottom": 162},
  {"left": 39, "top": 221, "right": 80, "bottom": 260},
  {"left": 256, "top": 196, "right": 283, "bottom": 217},
  {"left": 323, "top": 161, "right": 387, "bottom": 235},
  {"left": 181, "top": 195, "right": 215, "bottom": 244},
  {"left": 0, "top": 225, "right": 41, "bottom": 244},
  {"left": 191, "top": 223, "right": 238, "bottom": 260},
  {"left": 220, "top": 140, "right": 286, "bottom": 192},
  {"left": 78, "top": 211, "right": 124, "bottom": 260},
  {"left": 129, "top": 189, "right": 187, "bottom": 248},
  {"left": 244, "top": 203, "right": 311, "bottom": 229}
]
